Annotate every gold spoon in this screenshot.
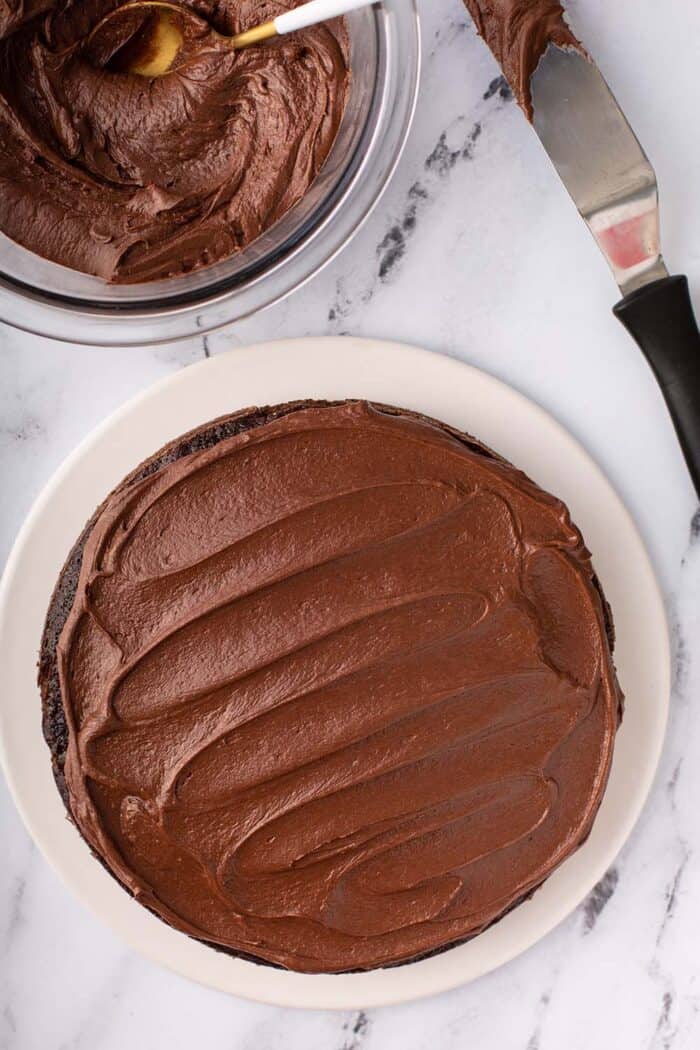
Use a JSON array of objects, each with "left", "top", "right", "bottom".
[{"left": 88, "top": 0, "right": 371, "bottom": 77}]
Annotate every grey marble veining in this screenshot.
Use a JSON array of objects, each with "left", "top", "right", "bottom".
[{"left": 2, "top": 0, "right": 700, "bottom": 1046}]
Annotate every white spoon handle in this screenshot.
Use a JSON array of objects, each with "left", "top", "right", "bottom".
[{"left": 274, "top": 0, "right": 374, "bottom": 36}]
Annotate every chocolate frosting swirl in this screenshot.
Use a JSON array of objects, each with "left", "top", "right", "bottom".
[
  {"left": 52, "top": 401, "right": 621, "bottom": 973},
  {"left": 462, "top": 0, "right": 583, "bottom": 119},
  {"left": 0, "top": 1, "right": 348, "bottom": 281}
]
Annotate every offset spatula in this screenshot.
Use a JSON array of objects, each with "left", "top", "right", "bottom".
[{"left": 530, "top": 45, "right": 700, "bottom": 496}]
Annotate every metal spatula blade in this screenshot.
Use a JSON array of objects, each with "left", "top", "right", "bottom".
[
  {"left": 531, "top": 46, "right": 668, "bottom": 297},
  {"left": 529, "top": 44, "right": 700, "bottom": 497}
]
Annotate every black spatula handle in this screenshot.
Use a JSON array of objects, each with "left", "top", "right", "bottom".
[{"left": 614, "top": 275, "right": 700, "bottom": 497}]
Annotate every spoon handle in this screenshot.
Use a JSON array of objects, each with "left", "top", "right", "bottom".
[{"left": 275, "top": 0, "right": 374, "bottom": 36}]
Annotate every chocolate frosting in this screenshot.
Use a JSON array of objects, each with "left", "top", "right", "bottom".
[
  {"left": 0, "top": 1, "right": 348, "bottom": 282},
  {"left": 50, "top": 401, "right": 621, "bottom": 973},
  {"left": 462, "top": 0, "right": 583, "bottom": 119}
]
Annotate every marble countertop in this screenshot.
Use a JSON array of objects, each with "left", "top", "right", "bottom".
[{"left": 2, "top": 0, "right": 700, "bottom": 1046}]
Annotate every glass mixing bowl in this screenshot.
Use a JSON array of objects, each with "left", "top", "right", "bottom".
[{"left": 0, "top": 1, "right": 420, "bottom": 346}]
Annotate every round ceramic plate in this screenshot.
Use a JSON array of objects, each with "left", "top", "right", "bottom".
[{"left": 0, "top": 338, "right": 669, "bottom": 1009}]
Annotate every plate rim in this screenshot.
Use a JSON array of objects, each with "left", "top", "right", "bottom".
[{"left": 0, "top": 336, "right": 670, "bottom": 1009}]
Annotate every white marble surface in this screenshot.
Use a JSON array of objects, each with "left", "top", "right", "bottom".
[{"left": 2, "top": 0, "right": 700, "bottom": 1045}]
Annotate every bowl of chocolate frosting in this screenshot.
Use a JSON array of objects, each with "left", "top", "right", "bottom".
[{"left": 0, "top": 0, "right": 419, "bottom": 345}]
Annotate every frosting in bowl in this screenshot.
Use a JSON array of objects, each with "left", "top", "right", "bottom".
[{"left": 0, "top": 1, "right": 348, "bottom": 281}]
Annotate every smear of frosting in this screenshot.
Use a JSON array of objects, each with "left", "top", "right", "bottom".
[
  {"left": 0, "top": 1, "right": 348, "bottom": 281},
  {"left": 54, "top": 402, "right": 621, "bottom": 972},
  {"left": 462, "top": 0, "right": 583, "bottom": 119}
]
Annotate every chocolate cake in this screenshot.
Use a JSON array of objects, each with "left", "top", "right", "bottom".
[{"left": 39, "top": 400, "right": 622, "bottom": 973}]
